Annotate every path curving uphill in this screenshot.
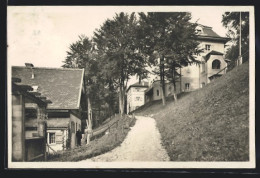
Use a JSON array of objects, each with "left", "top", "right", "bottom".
[{"left": 80, "top": 116, "right": 170, "bottom": 162}]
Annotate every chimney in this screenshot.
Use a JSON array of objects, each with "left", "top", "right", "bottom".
[{"left": 25, "top": 63, "right": 34, "bottom": 79}]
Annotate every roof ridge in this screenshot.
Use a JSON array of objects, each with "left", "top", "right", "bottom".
[
  {"left": 197, "top": 24, "right": 212, "bottom": 29},
  {"left": 12, "top": 66, "right": 84, "bottom": 71}
]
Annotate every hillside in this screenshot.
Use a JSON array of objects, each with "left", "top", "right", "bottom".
[{"left": 135, "top": 62, "right": 249, "bottom": 161}]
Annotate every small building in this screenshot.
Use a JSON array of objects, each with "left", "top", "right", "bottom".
[
  {"left": 12, "top": 64, "right": 86, "bottom": 153},
  {"left": 126, "top": 81, "right": 149, "bottom": 114},
  {"left": 145, "top": 80, "right": 177, "bottom": 103},
  {"left": 12, "top": 77, "right": 50, "bottom": 161}
]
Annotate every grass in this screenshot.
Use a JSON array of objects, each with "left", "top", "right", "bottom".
[
  {"left": 47, "top": 115, "right": 136, "bottom": 162},
  {"left": 135, "top": 62, "right": 249, "bottom": 161}
]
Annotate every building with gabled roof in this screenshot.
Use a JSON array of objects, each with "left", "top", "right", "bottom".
[
  {"left": 145, "top": 24, "right": 231, "bottom": 102},
  {"left": 12, "top": 64, "right": 87, "bottom": 152}
]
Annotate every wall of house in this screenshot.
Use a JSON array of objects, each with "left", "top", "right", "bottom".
[
  {"left": 46, "top": 129, "right": 67, "bottom": 153},
  {"left": 179, "top": 64, "right": 200, "bottom": 91},
  {"left": 12, "top": 94, "right": 25, "bottom": 161},
  {"left": 197, "top": 40, "right": 225, "bottom": 55},
  {"left": 70, "top": 113, "right": 81, "bottom": 148},
  {"left": 151, "top": 81, "right": 181, "bottom": 100},
  {"left": 127, "top": 87, "right": 148, "bottom": 113},
  {"left": 206, "top": 54, "right": 227, "bottom": 82}
]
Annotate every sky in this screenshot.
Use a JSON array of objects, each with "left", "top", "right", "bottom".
[{"left": 7, "top": 6, "right": 248, "bottom": 85}]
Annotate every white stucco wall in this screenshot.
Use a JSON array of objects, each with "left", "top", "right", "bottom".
[
  {"left": 127, "top": 86, "right": 148, "bottom": 113},
  {"left": 46, "top": 129, "right": 67, "bottom": 153},
  {"left": 206, "top": 55, "right": 227, "bottom": 82},
  {"left": 198, "top": 40, "right": 225, "bottom": 56}
]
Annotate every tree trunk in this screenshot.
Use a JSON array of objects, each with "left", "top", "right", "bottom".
[
  {"left": 86, "top": 97, "right": 92, "bottom": 145},
  {"left": 119, "top": 85, "right": 125, "bottom": 116},
  {"left": 160, "top": 56, "right": 166, "bottom": 106},
  {"left": 172, "top": 66, "right": 178, "bottom": 102}
]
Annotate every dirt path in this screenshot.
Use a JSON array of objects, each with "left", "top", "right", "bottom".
[{"left": 80, "top": 116, "right": 170, "bottom": 162}]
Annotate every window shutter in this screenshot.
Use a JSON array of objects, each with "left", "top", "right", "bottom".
[{"left": 56, "top": 132, "right": 63, "bottom": 144}]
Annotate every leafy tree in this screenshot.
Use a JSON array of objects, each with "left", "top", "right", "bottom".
[
  {"left": 93, "top": 12, "right": 148, "bottom": 115},
  {"left": 138, "top": 12, "right": 201, "bottom": 104},
  {"left": 62, "top": 35, "right": 104, "bottom": 144},
  {"left": 222, "top": 12, "right": 249, "bottom": 69}
]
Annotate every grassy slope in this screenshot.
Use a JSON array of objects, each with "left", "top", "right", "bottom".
[
  {"left": 47, "top": 115, "right": 136, "bottom": 162},
  {"left": 135, "top": 62, "right": 249, "bottom": 161}
]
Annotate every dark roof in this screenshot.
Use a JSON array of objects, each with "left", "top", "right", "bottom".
[
  {"left": 196, "top": 24, "right": 230, "bottom": 43},
  {"left": 145, "top": 87, "right": 153, "bottom": 95},
  {"left": 12, "top": 66, "right": 84, "bottom": 110},
  {"left": 126, "top": 81, "right": 149, "bottom": 92},
  {"left": 12, "top": 79, "right": 50, "bottom": 106},
  {"left": 198, "top": 24, "right": 221, "bottom": 37},
  {"left": 204, "top": 50, "right": 224, "bottom": 61}
]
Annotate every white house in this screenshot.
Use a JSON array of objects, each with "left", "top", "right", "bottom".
[
  {"left": 126, "top": 81, "right": 149, "bottom": 114},
  {"left": 145, "top": 24, "right": 230, "bottom": 101}
]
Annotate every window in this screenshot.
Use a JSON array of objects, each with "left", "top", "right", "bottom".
[
  {"left": 195, "top": 27, "right": 202, "bottom": 34},
  {"left": 157, "top": 89, "right": 160, "bottom": 96},
  {"left": 205, "top": 44, "right": 211, "bottom": 51},
  {"left": 212, "top": 59, "right": 221, "bottom": 69},
  {"left": 201, "top": 82, "right": 206, "bottom": 88},
  {"left": 185, "top": 83, "right": 190, "bottom": 91},
  {"left": 49, "top": 133, "right": 55, "bottom": 144},
  {"left": 136, "top": 97, "right": 141, "bottom": 101}
]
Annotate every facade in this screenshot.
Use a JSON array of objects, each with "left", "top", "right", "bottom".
[
  {"left": 145, "top": 24, "right": 230, "bottom": 102},
  {"left": 126, "top": 81, "right": 149, "bottom": 114},
  {"left": 145, "top": 80, "right": 176, "bottom": 102},
  {"left": 12, "top": 78, "right": 50, "bottom": 161},
  {"left": 12, "top": 64, "right": 86, "bottom": 153}
]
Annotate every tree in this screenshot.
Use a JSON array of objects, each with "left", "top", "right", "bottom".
[
  {"left": 93, "top": 12, "right": 148, "bottom": 115},
  {"left": 222, "top": 12, "right": 249, "bottom": 69},
  {"left": 138, "top": 12, "right": 201, "bottom": 104},
  {"left": 62, "top": 35, "right": 100, "bottom": 144}
]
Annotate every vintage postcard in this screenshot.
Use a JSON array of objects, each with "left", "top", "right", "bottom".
[{"left": 7, "top": 5, "right": 255, "bottom": 168}]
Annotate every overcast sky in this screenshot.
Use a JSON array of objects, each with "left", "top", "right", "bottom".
[{"left": 7, "top": 6, "right": 249, "bottom": 85}]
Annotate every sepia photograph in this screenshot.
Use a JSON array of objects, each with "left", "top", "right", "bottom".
[{"left": 7, "top": 5, "right": 255, "bottom": 168}]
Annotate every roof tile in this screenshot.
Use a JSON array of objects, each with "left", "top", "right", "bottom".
[{"left": 12, "top": 66, "right": 84, "bottom": 110}]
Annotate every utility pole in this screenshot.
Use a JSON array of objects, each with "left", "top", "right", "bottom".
[{"left": 238, "top": 11, "right": 242, "bottom": 66}]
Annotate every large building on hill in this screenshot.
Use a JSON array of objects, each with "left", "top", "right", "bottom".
[
  {"left": 126, "top": 81, "right": 149, "bottom": 114},
  {"left": 12, "top": 64, "right": 86, "bottom": 153},
  {"left": 145, "top": 24, "right": 230, "bottom": 102}
]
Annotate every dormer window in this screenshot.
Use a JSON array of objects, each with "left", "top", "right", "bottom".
[
  {"left": 195, "top": 26, "right": 203, "bottom": 34},
  {"left": 32, "top": 86, "right": 38, "bottom": 92}
]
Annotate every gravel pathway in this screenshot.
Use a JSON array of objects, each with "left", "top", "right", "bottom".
[{"left": 80, "top": 116, "right": 170, "bottom": 162}]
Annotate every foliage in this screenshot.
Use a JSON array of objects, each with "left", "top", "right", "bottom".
[
  {"left": 138, "top": 12, "right": 201, "bottom": 102},
  {"left": 62, "top": 35, "right": 118, "bottom": 129},
  {"left": 222, "top": 12, "right": 249, "bottom": 65},
  {"left": 93, "top": 12, "right": 149, "bottom": 114}
]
